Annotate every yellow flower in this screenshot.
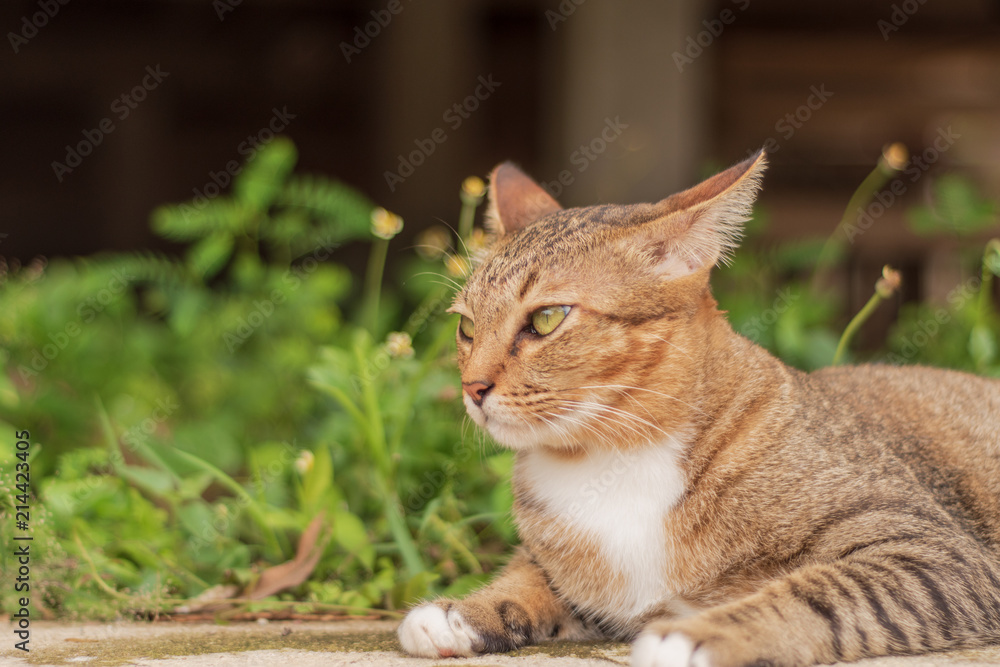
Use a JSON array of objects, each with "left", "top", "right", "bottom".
[
  {"left": 294, "top": 450, "right": 315, "bottom": 475},
  {"left": 876, "top": 265, "right": 902, "bottom": 299},
  {"left": 385, "top": 331, "right": 414, "bottom": 359},
  {"left": 371, "top": 207, "right": 404, "bottom": 240},
  {"left": 416, "top": 226, "right": 452, "bottom": 261},
  {"left": 882, "top": 143, "right": 909, "bottom": 171},
  {"left": 461, "top": 176, "right": 485, "bottom": 199},
  {"left": 445, "top": 254, "right": 471, "bottom": 278}
]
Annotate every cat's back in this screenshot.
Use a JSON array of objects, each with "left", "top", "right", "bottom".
[
  {"left": 793, "top": 363, "right": 1000, "bottom": 544},
  {"left": 805, "top": 362, "right": 1000, "bottom": 443}
]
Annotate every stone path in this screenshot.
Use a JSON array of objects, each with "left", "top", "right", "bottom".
[{"left": 2, "top": 620, "right": 999, "bottom": 666}]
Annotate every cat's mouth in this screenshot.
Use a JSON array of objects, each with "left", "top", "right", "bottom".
[
  {"left": 465, "top": 393, "right": 586, "bottom": 450},
  {"left": 465, "top": 394, "right": 536, "bottom": 449}
]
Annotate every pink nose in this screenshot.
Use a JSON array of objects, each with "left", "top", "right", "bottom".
[{"left": 462, "top": 381, "right": 493, "bottom": 406}]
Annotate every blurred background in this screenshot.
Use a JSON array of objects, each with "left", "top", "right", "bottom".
[{"left": 4, "top": 0, "right": 1000, "bottom": 300}]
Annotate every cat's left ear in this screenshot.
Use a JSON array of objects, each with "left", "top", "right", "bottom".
[
  {"left": 633, "top": 150, "right": 767, "bottom": 280},
  {"left": 485, "top": 162, "right": 563, "bottom": 238}
]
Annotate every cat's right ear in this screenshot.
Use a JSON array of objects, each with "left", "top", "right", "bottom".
[
  {"left": 631, "top": 150, "right": 767, "bottom": 281},
  {"left": 485, "top": 162, "right": 563, "bottom": 238}
]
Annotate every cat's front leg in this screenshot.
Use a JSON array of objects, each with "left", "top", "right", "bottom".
[{"left": 398, "top": 547, "right": 578, "bottom": 658}]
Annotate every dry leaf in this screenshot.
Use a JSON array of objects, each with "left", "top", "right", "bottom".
[{"left": 246, "top": 512, "right": 330, "bottom": 600}]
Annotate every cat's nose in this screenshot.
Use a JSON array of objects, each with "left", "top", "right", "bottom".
[{"left": 462, "top": 381, "right": 493, "bottom": 407}]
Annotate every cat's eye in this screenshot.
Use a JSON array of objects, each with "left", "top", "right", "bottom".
[
  {"left": 530, "top": 306, "right": 570, "bottom": 336},
  {"left": 459, "top": 315, "right": 475, "bottom": 340}
]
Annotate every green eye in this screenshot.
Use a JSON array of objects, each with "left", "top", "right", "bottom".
[
  {"left": 459, "top": 315, "right": 475, "bottom": 340},
  {"left": 530, "top": 306, "right": 570, "bottom": 336}
]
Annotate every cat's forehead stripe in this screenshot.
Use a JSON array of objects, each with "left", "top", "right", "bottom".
[
  {"left": 477, "top": 213, "right": 590, "bottom": 289},
  {"left": 463, "top": 204, "right": 666, "bottom": 316}
]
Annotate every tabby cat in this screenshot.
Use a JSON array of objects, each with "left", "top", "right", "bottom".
[{"left": 396, "top": 152, "right": 1000, "bottom": 666}]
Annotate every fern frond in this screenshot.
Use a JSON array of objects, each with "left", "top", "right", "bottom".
[{"left": 279, "top": 175, "right": 374, "bottom": 242}]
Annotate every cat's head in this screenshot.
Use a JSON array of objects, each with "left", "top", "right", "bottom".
[{"left": 449, "top": 152, "right": 766, "bottom": 453}]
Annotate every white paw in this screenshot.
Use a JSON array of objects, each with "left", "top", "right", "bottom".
[
  {"left": 631, "top": 632, "right": 713, "bottom": 667},
  {"left": 397, "top": 603, "right": 480, "bottom": 658}
]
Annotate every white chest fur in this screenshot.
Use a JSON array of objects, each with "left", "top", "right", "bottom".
[{"left": 516, "top": 438, "right": 688, "bottom": 621}]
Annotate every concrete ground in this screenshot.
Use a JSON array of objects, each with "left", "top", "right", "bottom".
[{"left": 2, "top": 620, "right": 1000, "bottom": 667}]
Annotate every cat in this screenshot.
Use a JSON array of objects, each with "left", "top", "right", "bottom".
[{"left": 396, "top": 151, "right": 1000, "bottom": 667}]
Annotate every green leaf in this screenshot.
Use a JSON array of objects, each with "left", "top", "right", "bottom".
[
  {"left": 396, "top": 570, "right": 440, "bottom": 607},
  {"left": 279, "top": 175, "right": 375, "bottom": 242},
  {"left": 178, "top": 502, "right": 218, "bottom": 540},
  {"left": 442, "top": 572, "right": 490, "bottom": 598},
  {"left": 186, "top": 232, "right": 234, "bottom": 280},
  {"left": 490, "top": 480, "right": 516, "bottom": 543},
  {"left": 151, "top": 204, "right": 216, "bottom": 242},
  {"left": 333, "top": 510, "right": 375, "bottom": 570},
  {"left": 969, "top": 324, "right": 997, "bottom": 368},
  {"left": 985, "top": 242, "right": 1000, "bottom": 276},
  {"left": 234, "top": 137, "right": 298, "bottom": 212},
  {"left": 117, "top": 464, "right": 175, "bottom": 496},
  {"left": 152, "top": 200, "right": 255, "bottom": 242},
  {"left": 907, "top": 175, "right": 997, "bottom": 237},
  {"left": 168, "top": 288, "right": 210, "bottom": 338},
  {"left": 772, "top": 239, "right": 829, "bottom": 271},
  {"left": 299, "top": 444, "right": 334, "bottom": 512}
]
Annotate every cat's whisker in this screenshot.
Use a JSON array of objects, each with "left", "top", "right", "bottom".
[
  {"left": 559, "top": 398, "right": 667, "bottom": 433},
  {"left": 538, "top": 411, "right": 578, "bottom": 450},
  {"left": 557, "top": 398, "right": 669, "bottom": 438},
  {"left": 541, "top": 409, "right": 616, "bottom": 452},
  {"left": 648, "top": 333, "right": 694, "bottom": 361},
  {"left": 410, "top": 270, "right": 464, "bottom": 293},
  {"left": 525, "top": 391, "right": 659, "bottom": 432},
  {"left": 530, "top": 405, "right": 588, "bottom": 451},
  {"left": 578, "top": 409, "right": 658, "bottom": 445},
  {"left": 550, "top": 402, "right": 652, "bottom": 445},
  {"left": 426, "top": 216, "right": 473, "bottom": 258},
  {"left": 575, "top": 384, "right": 708, "bottom": 417}
]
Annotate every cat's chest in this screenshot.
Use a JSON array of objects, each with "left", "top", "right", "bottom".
[{"left": 514, "top": 440, "right": 688, "bottom": 624}]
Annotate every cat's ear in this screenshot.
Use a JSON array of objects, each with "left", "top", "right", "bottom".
[
  {"left": 633, "top": 150, "right": 766, "bottom": 280},
  {"left": 485, "top": 162, "right": 563, "bottom": 238}
]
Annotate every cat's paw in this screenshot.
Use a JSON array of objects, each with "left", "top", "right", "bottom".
[
  {"left": 631, "top": 631, "right": 714, "bottom": 667},
  {"left": 397, "top": 603, "right": 480, "bottom": 658}
]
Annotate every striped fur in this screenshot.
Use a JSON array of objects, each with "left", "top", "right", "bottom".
[{"left": 397, "top": 152, "right": 1000, "bottom": 666}]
